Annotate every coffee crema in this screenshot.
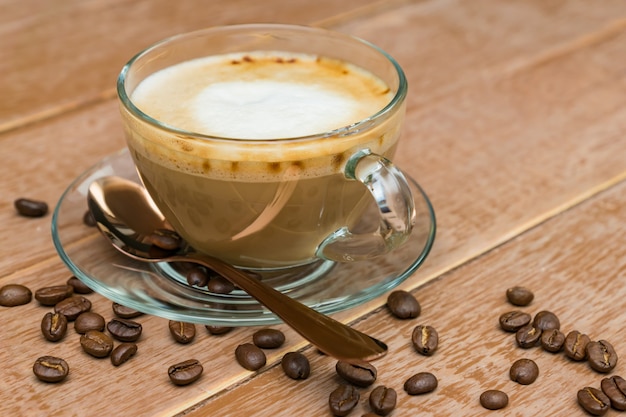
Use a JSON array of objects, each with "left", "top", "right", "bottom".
[
  {"left": 131, "top": 52, "right": 392, "bottom": 140},
  {"left": 123, "top": 52, "right": 401, "bottom": 181}
]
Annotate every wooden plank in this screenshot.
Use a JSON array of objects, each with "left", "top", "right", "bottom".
[{"left": 185, "top": 160, "right": 626, "bottom": 416}]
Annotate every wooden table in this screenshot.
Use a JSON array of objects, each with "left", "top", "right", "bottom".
[{"left": 2, "top": 1, "right": 626, "bottom": 415}]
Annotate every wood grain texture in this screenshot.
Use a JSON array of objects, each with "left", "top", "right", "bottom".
[
  {"left": 1, "top": 0, "right": 626, "bottom": 416},
  {"left": 190, "top": 178, "right": 626, "bottom": 417}
]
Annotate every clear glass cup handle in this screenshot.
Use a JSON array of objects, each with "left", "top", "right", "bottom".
[{"left": 316, "top": 149, "right": 416, "bottom": 262}]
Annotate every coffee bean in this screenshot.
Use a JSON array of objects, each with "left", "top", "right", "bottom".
[
  {"left": 205, "top": 325, "right": 233, "bottom": 335},
  {"left": 0, "top": 284, "right": 32, "bottom": 307},
  {"left": 499, "top": 310, "right": 531, "bottom": 332},
  {"left": 578, "top": 387, "right": 610, "bottom": 416},
  {"left": 67, "top": 276, "right": 93, "bottom": 294},
  {"left": 515, "top": 324, "right": 542, "bottom": 348},
  {"left": 54, "top": 296, "right": 91, "bottom": 321},
  {"left": 83, "top": 209, "right": 96, "bottom": 227},
  {"left": 33, "top": 356, "right": 69, "bottom": 383},
  {"left": 564, "top": 330, "right": 590, "bottom": 361},
  {"left": 111, "top": 302, "right": 143, "bottom": 319},
  {"left": 404, "top": 372, "right": 438, "bottom": 395},
  {"left": 74, "top": 312, "right": 105, "bottom": 334},
  {"left": 168, "top": 320, "right": 196, "bottom": 344},
  {"left": 509, "top": 358, "right": 539, "bottom": 385},
  {"left": 411, "top": 325, "right": 438, "bottom": 356},
  {"left": 107, "top": 318, "right": 142, "bottom": 342},
  {"left": 35, "top": 285, "right": 74, "bottom": 306},
  {"left": 587, "top": 340, "right": 618, "bottom": 373},
  {"left": 80, "top": 330, "right": 114, "bottom": 358},
  {"left": 148, "top": 229, "right": 182, "bottom": 250},
  {"left": 368, "top": 385, "right": 397, "bottom": 416},
  {"left": 386, "top": 290, "right": 421, "bottom": 319},
  {"left": 541, "top": 328, "right": 565, "bottom": 353},
  {"left": 335, "top": 360, "right": 377, "bottom": 387},
  {"left": 41, "top": 312, "right": 68, "bottom": 342},
  {"left": 328, "top": 384, "right": 359, "bottom": 417},
  {"left": 505, "top": 286, "right": 534, "bottom": 306},
  {"left": 110, "top": 342, "right": 138, "bottom": 366},
  {"left": 253, "top": 328, "right": 285, "bottom": 349},
  {"left": 168, "top": 359, "right": 203, "bottom": 386},
  {"left": 281, "top": 352, "right": 310, "bottom": 380},
  {"left": 207, "top": 276, "right": 235, "bottom": 294},
  {"left": 186, "top": 267, "right": 209, "bottom": 287},
  {"left": 601, "top": 376, "right": 626, "bottom": 411},
  {"left": 533, "top": 310, "right": 560, "bottom": 331},
  {"left": 14, "top": 198, "right": 48, "bottom": 217},
  {"left": 235, "top": 343, "right": 266, "bottom": 371},
  {"left": 480, "top": 390, "right": 509, "bottom": 410}
]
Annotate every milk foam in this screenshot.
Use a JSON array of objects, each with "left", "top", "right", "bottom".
[
  {"left": 130, "top": 52, "right": 393, "bottom": 139},
  {"left": 194, "top": 81, "right": 362, "bottom": 139}
]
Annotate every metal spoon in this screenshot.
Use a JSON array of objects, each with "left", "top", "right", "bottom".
[{"left": 87, "top": 176, "right": 387, "bottom": 363}]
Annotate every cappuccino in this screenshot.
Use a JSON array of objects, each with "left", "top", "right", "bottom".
[{"left": 122, "top": 50, "right": 405, "bottom": 269}]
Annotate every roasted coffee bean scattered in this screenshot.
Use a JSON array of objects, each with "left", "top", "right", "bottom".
[
  {"left": 328, "top": 384, "right": 359, "bottom": 417},
  {"left": 505, "top": 286, "right": 534, "bottom": 306},
  {"left": 515, "top": 324, "right": 542, "bottom": 348},
  {"left": 480, "top": 390, "right": 509, "bottom": 410},
  {"left": 205, "top": 325, "right": 233, "bottom": 335},
  {"left": 54, "top": 296, "right": 91, "bottom": 321},
  {"left": 509, "top": 358, "right": 539, "bottom": 385},
  {"left": 281, "top": 352, "right": 310, "bottom": 380},
  {"left": 67, "top": 276, "right": 93, "bottom": 294},
  {"left": 107, "top": 318, "right": 142, "bottom": 342},
  {"left": 168, "top": 320, "right": 196, "bottom": 344},
  {"left": 235, "top": 343, "right": 266, "bottom": 371},
  {"left": 253, "top": 328, "right": 286, "bottom": 349},
  {"left": 41, "top": 312, "right": 68, "bottom": 342},
  {"left": 404, "top": 372, "right": 438, "bottom": 395},
  {"left": 578, "top": 386, "right": 610, "bottom": 416},
  {"left": 111, "top": 302, "right": 142, "bottom": 319},
  {"left": 80, "top": 330, "right": 114, "bottom": 358},
  {"left": 168, "top": 359, "right": 203, "bottom": 386},
  {"left": 14, "top": 198, "right": 48, "bottom": 217},
  {"left": 335, "top": 360, "right": 377, "bottom": 387},
  {"left": 35, "top": 285, "right": 74, "bottom": 306},
  {"left": 207, "top": 276, "right": 235, "bottom": 294},
  {"left": 111, "top": 343, "right": 138, "bottom": 366},
  {"left": 186, "top": 267, "right": 209, "bottom": 287},
  {"left": 499, "top": 310, "right": 531, "bottom": 332},
  {"left": 0, "top": 284, "right": 32, "bottom": 306},
  {"left": 541, "top": 328, "right": 565, "bottom": 353},
  {"left": 74, "top": 312, "right": 105, "bottom": 334},
  {"left": 411, "top": 325, "right": 438, "bottom": 356},
  {"left": 148, "top": 229, "right": 182, "bottom": 250},
  {"left": 600, "top": 375, "right": 626, "bottom": 411},
  {"left": 386, "top": 290, "right": 421, "bottom": 319},
  {"left": 564, "top": 330, "right": 590, "bottom": 361},
  {"left": 33, "top": 356, "right": 69, "bottom": 383},
  {"left": 587, "top": 340, "right": 618, "bottom": 373},
  {"left": 532, "top": 310, "right": 560, "bottom": 331},
  {"left": 369, "top": 385, "right": 397, "bottom": 416}
]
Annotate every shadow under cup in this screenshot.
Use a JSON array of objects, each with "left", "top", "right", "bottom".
[{"left": 117, "top": 24, "right": 410, "bottom": 284}]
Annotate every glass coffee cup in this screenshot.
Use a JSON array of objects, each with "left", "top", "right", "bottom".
[{"left": 117, "top": 24, "right": 415, "bottom": 279}]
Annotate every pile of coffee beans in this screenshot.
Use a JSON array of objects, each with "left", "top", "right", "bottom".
[{"left": 494, "top": 285, "right": 626, "bottom": 415}]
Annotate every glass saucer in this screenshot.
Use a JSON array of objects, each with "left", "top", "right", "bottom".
[{"left": 52, "top": 148, "right": 436, "bottom": 326}]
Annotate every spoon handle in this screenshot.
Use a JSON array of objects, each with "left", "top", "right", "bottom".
[{"left": 172, "top": 253, "right": 387, "bottom": 363}]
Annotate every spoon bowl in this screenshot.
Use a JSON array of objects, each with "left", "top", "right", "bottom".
[{"left": 88, "top": 176, "right": 387, "bottom": 363}]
